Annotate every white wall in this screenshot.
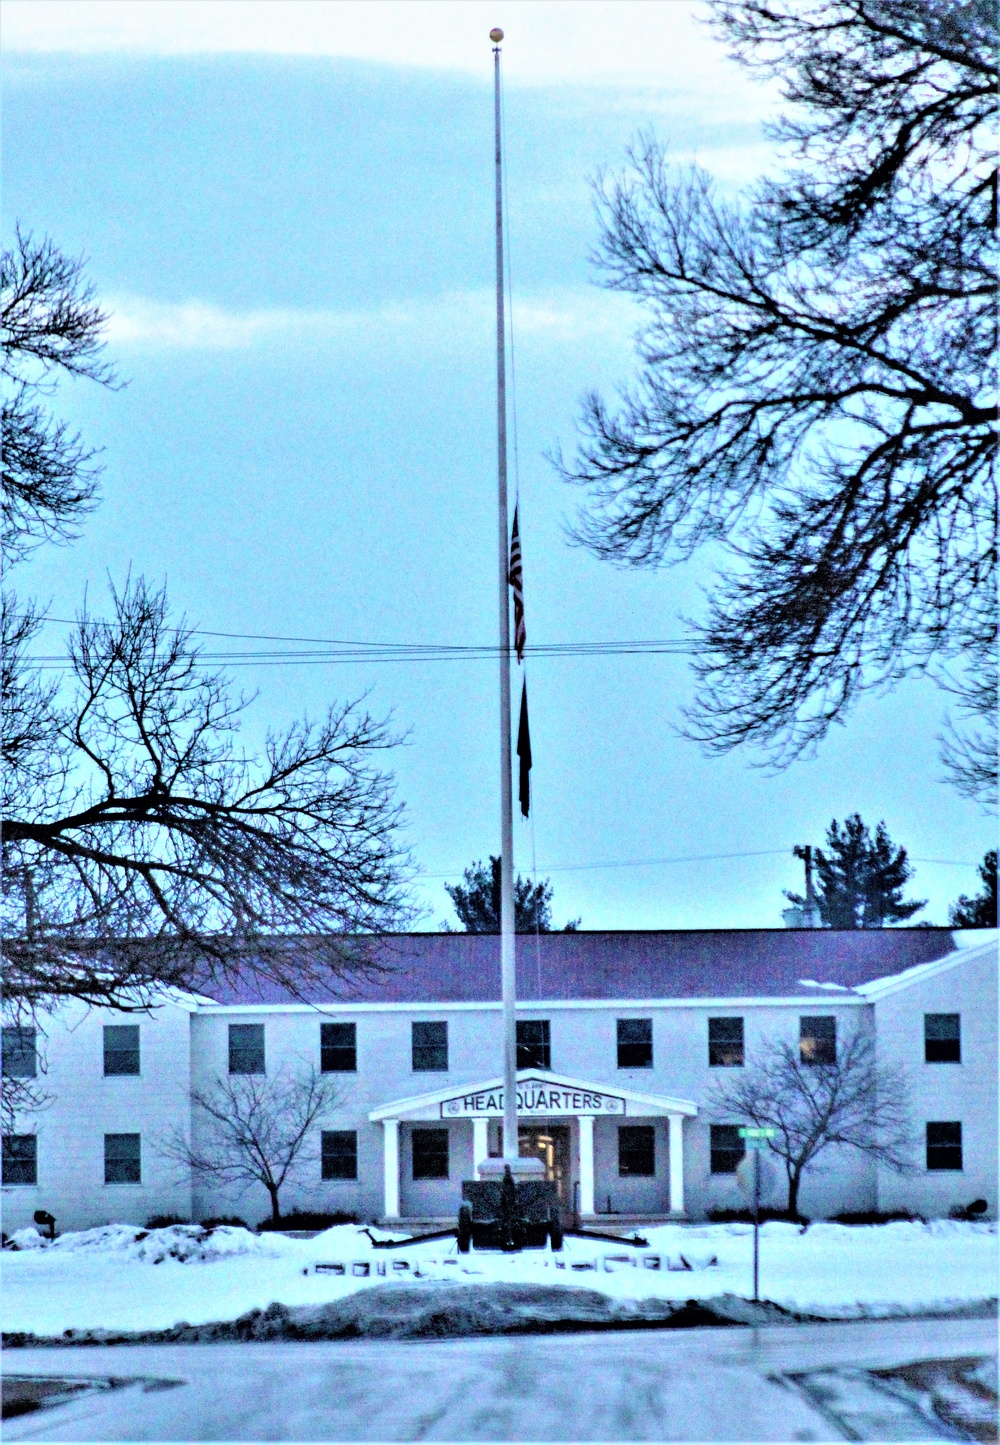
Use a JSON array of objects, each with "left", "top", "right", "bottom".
[
  {"left": 1, "top": 998, "right": 194, "bottom": 1234},
  {"left": 873, "top": 945, "right": 998, "bottom": 1218}
]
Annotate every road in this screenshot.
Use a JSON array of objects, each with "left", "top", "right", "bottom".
[{"left": 3, "top": 1315, "right": 996, "bottom": 1442}]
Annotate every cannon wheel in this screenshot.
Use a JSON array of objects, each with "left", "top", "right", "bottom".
[
  {"left": 457, "top": 1203, "right": 473, "bottom": 1253},
  {"left": 549, "top": 1205, "right": 563, "bottom": 1252}
]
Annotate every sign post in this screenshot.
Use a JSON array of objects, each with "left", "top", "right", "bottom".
[{"left": 738, "top": 1127, "right": 777, "bottom": 1301}]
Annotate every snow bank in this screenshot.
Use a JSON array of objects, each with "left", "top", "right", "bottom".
[
  {"left": 2, "top": 1219, "right": 995, "bottom": 1338},
  {"left": 5, "top": 1222, "right": 300, "bottom": 1264}
]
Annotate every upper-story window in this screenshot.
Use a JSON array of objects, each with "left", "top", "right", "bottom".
[
  {"left": 708, "top": 1017, "right": 744, "bottom": 1067},
  {"left": 800, "top": 1016, "right": 836, "bottom": 1065},
  {"left": 617, "top": 1019, "right": 653, "bottom": 1068},
  {"left": 104, "top": 1025, "right": 140, "bottom": 1076},
  {"left": 321, "top": 1022, "right": 357, "bottom": 1072},
  {"left": 516, "top": 1020, "right": 550, "bottom": 1070},
  {"left": 412, "top": 1021, "right": 448, "bottom": 1072},
  {"left": 1, "top": 1026, "right": 37, "bottom": 1079},
  {"left": 925, "top": 1014, "right": 960, "bottom": 1064},
  {"left": 229, "top": 1024, "right": 265, "bottom": 1075}
]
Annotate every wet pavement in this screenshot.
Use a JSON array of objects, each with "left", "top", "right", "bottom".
[{"left": 2, "top": 1314, "right": 996, "bottom": 1441}]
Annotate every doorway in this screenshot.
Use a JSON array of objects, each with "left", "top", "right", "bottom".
[{"left": 517, "top": 1124, "right": 571, "bottom": 1209}]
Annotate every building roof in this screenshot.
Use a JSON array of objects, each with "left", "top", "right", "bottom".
[{"left": 196, "top": 928, "right": 958, "bottom": 1007}]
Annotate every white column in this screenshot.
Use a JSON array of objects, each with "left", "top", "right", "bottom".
[
  {"left": 472, "top": 1118, "right": 489, "bottom": 1179},
  {"left": 668, "top": 1114, "right": 685, "bottom": 1215},
  {"left": 383, "top": 1119, "right": 400, "bottom": 1219},
  {"left": 578, "top": 1114, "right": 595, "bottom": 1217}
]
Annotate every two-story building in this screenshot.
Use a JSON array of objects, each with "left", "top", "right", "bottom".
[{"left": 1, "top": 929, "right": 995, "bottom": 1232}]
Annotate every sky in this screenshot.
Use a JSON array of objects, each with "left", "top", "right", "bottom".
[{"left": 3, "top": 0, "right": 994, "bottom": 932}]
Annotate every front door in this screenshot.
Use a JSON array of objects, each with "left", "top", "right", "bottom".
[{"left": 518, "top": 1124, "right": 571, "bottom": 1209}]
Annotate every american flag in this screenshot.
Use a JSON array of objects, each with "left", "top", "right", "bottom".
[{"left": 509, "top": 505, "right": 526, "bottom": 663}]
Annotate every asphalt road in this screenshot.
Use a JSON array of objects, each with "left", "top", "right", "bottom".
[{"left": 3, "top": 1315, "right": 996, "bottom": 1442}]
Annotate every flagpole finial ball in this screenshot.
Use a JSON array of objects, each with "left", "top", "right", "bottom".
[{"left": 490, "top": 27, "right": 504, "bottom": 43}]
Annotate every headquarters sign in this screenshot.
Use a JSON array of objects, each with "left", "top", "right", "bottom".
[{"left": 441, "top": 1078, "right": 625, "bottom": 1119}]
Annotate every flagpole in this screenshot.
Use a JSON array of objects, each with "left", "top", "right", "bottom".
[{"left": 492, "top": 28, "right": 519, "bottom": 1168}]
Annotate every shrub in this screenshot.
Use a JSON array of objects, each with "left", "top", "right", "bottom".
[
  {"left": 199, "top": 1216, "right": 249, "bottom": 1231},
  {"left": 145, "top": 1214, "right": 191, "bottom": 1229},
  {"left": 830, "top": 1210, "right": 925, "bottom": 1226},
  {"left": 257, "top": 1210, "right": 357, "bottom": 1232},
  {"left": 706, "top": 1207, "right": 805, "bottom": 1225}
]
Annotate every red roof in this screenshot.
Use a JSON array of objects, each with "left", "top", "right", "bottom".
[{"left": 197, "top": 929, "right": 957, "bottom": 1006}]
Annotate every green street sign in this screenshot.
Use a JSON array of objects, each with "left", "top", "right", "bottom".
[{"left": 738, "top": 1127, "right": 777, "bottom": 1138}]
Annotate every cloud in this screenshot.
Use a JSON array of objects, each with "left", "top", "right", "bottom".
[
  {"left": 104, "top": 287, "right": 640, "bottom": 354},
  {"left": 3, "top": 0, "right": 774, "bottom": 115}
]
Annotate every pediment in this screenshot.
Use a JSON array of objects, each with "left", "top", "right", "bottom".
[{"left": 369, "top": 1068, "right": 696, "bottom": 1122}]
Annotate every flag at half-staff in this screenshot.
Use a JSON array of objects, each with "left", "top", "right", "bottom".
[
  {"left": 509, "top": 505, "right": 526, "bottom": 663},
  {"left": 517, "top": 679, "right": 532, "bottom": 818}
]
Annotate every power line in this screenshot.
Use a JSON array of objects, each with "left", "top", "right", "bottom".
[{"left": 421, "top": 848, "right": 980, "bottom": 879}]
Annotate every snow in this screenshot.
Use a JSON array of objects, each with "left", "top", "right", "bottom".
[{"left": 2, "top": 1219, "right": 995, "bottom": 1336}]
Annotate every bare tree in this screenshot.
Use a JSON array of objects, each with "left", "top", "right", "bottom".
[
  {"left": 164, "top": 1066, "right": 339, "bottom": 1223},
  {"left": 557, "top": 0, "right": 997, "bottom": 807},
  {"left": 2, "top": 577, "right": 413, "bottom": 1011},
  {"left": 708, "top": 1023, "right": 913, "bottom": 1218}
]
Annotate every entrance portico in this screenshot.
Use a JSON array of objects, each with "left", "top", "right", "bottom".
[{"left": 369, "top": 1070, "right": 697, "bottom": 1222}]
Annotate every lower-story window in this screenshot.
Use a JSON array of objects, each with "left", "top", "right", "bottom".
[
  {"left": 710, "top": 1124, "right": 745, "bottom": 1174},
  {"left": 1, "top": 1133, "right": 37, "bottom": 1185},
  {"left": 412, "top": 1127, "right": 449, "bottom": 1180},
  {"left": 321, "top": 1130, "right": 358, "bottom": 1180},
  {"left": 105, "top": 1133, "right": 141, "bottom": 1184},
  {"left": 926, "top": 1121, "right": 962, "bottom": 1171},
  {"left": 618, "top": 1125, "right": 655, "bottom": 1177}
]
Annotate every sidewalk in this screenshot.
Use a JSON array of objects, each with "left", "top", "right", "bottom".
[{"left": 3, "top": 1315, "right": 996, "bottom": 1441}]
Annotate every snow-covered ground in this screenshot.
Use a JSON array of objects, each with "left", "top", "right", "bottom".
[{"left": 2, "top": 1219, "right": 995, "bottom": 1336}]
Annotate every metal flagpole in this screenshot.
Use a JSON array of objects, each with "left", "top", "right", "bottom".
[{"left": 492, "top": 28, "right": 518, "bottom": 1168}]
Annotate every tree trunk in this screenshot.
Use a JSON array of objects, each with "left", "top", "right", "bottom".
[
  {"left": 266, "top": 1184, "right": 281, "bottom": 1223},
  {"left": 787, "top": 1167, "right": 802, "bottom": 1220}
]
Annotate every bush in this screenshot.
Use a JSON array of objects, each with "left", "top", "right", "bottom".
[
  {"left": 948, "top": 1200, "right": 988, "bottom": 1222},
  {"left": 145, "top": 1214, "right": 191, "bottom": 1229},
  {"left": 830, "top": 1210, "right": 925, "bottom": 1226},
  {"left": 257, "top": 1211, "right": 357, "bottom": 1232},
  {"left": 706, "top": 1208, "right": 806, "bottom": 1225},
  {"left": 199, "top": 1216, "right": 249, "bottom": 1231}
]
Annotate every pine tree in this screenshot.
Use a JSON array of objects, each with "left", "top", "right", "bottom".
[
  {"left": 444, "top": 857, "right": 580, "bottom": 934},
  {"left": 785, "top": 815, "right": 925, "bottom": 928},
  {"left": 949, "top": 851, "right": 998, "bottom": 928}
]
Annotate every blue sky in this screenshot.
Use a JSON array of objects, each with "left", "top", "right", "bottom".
[{"left": 3, "top": 1, "right": 993, "bottom": 930}]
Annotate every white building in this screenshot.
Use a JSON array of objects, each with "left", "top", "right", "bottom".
[{"left": 2, "top": 930, "right": 995, "bottom": 1234}]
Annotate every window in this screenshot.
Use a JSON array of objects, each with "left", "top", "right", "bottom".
[
  {"left": 710, "top": 1125, "right": 745, "bottom": 1174},
  {"left": 412, "top": 1127, "right": 449, "bottom": 1179},
  {"left": 411, "top": 1021, "right": 448, "bottom": 1072},
  {"left": 618, "top": 1125, "right": 655, "bottom": 1177},
  {"left": 800, "top": 1016, "right": 836, "bottom": 1065},
  {"left": 925, "top": 1014, "right": 961, "bottom": 1064},
  {"left": 321, "top": 1023, "right": 357, "bottom": 1073},
  {"left": 229, "top": 1024, "right": 265, "bottom": 1075},
  {"left": 617, "top": 1018, "right": 653, "bottom": 1069},
  {"left": 926, "top": 1122, "right": 963, "bottom": 1171},
  {"left": 104, "top": 1133, "right": 141, "bottom": 1184},
  {"left": 321, "top": 1130, "right": 358, "bottom": 1180},
  {"left": 1, "top": 1134, "right": 37, "bottom": 1185},
  {"left": 708, "top": 1017, "right": 744, "bottom": 1068},
  {"left": 103, "top": 1025, "right": 140, "bottom": 1076},
  {"left": 516, "top": 1020, "right": 550, "bottom": 1070},
  {"left": 1, "top": 1026, "right": 37, "bottom": 1079}
]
